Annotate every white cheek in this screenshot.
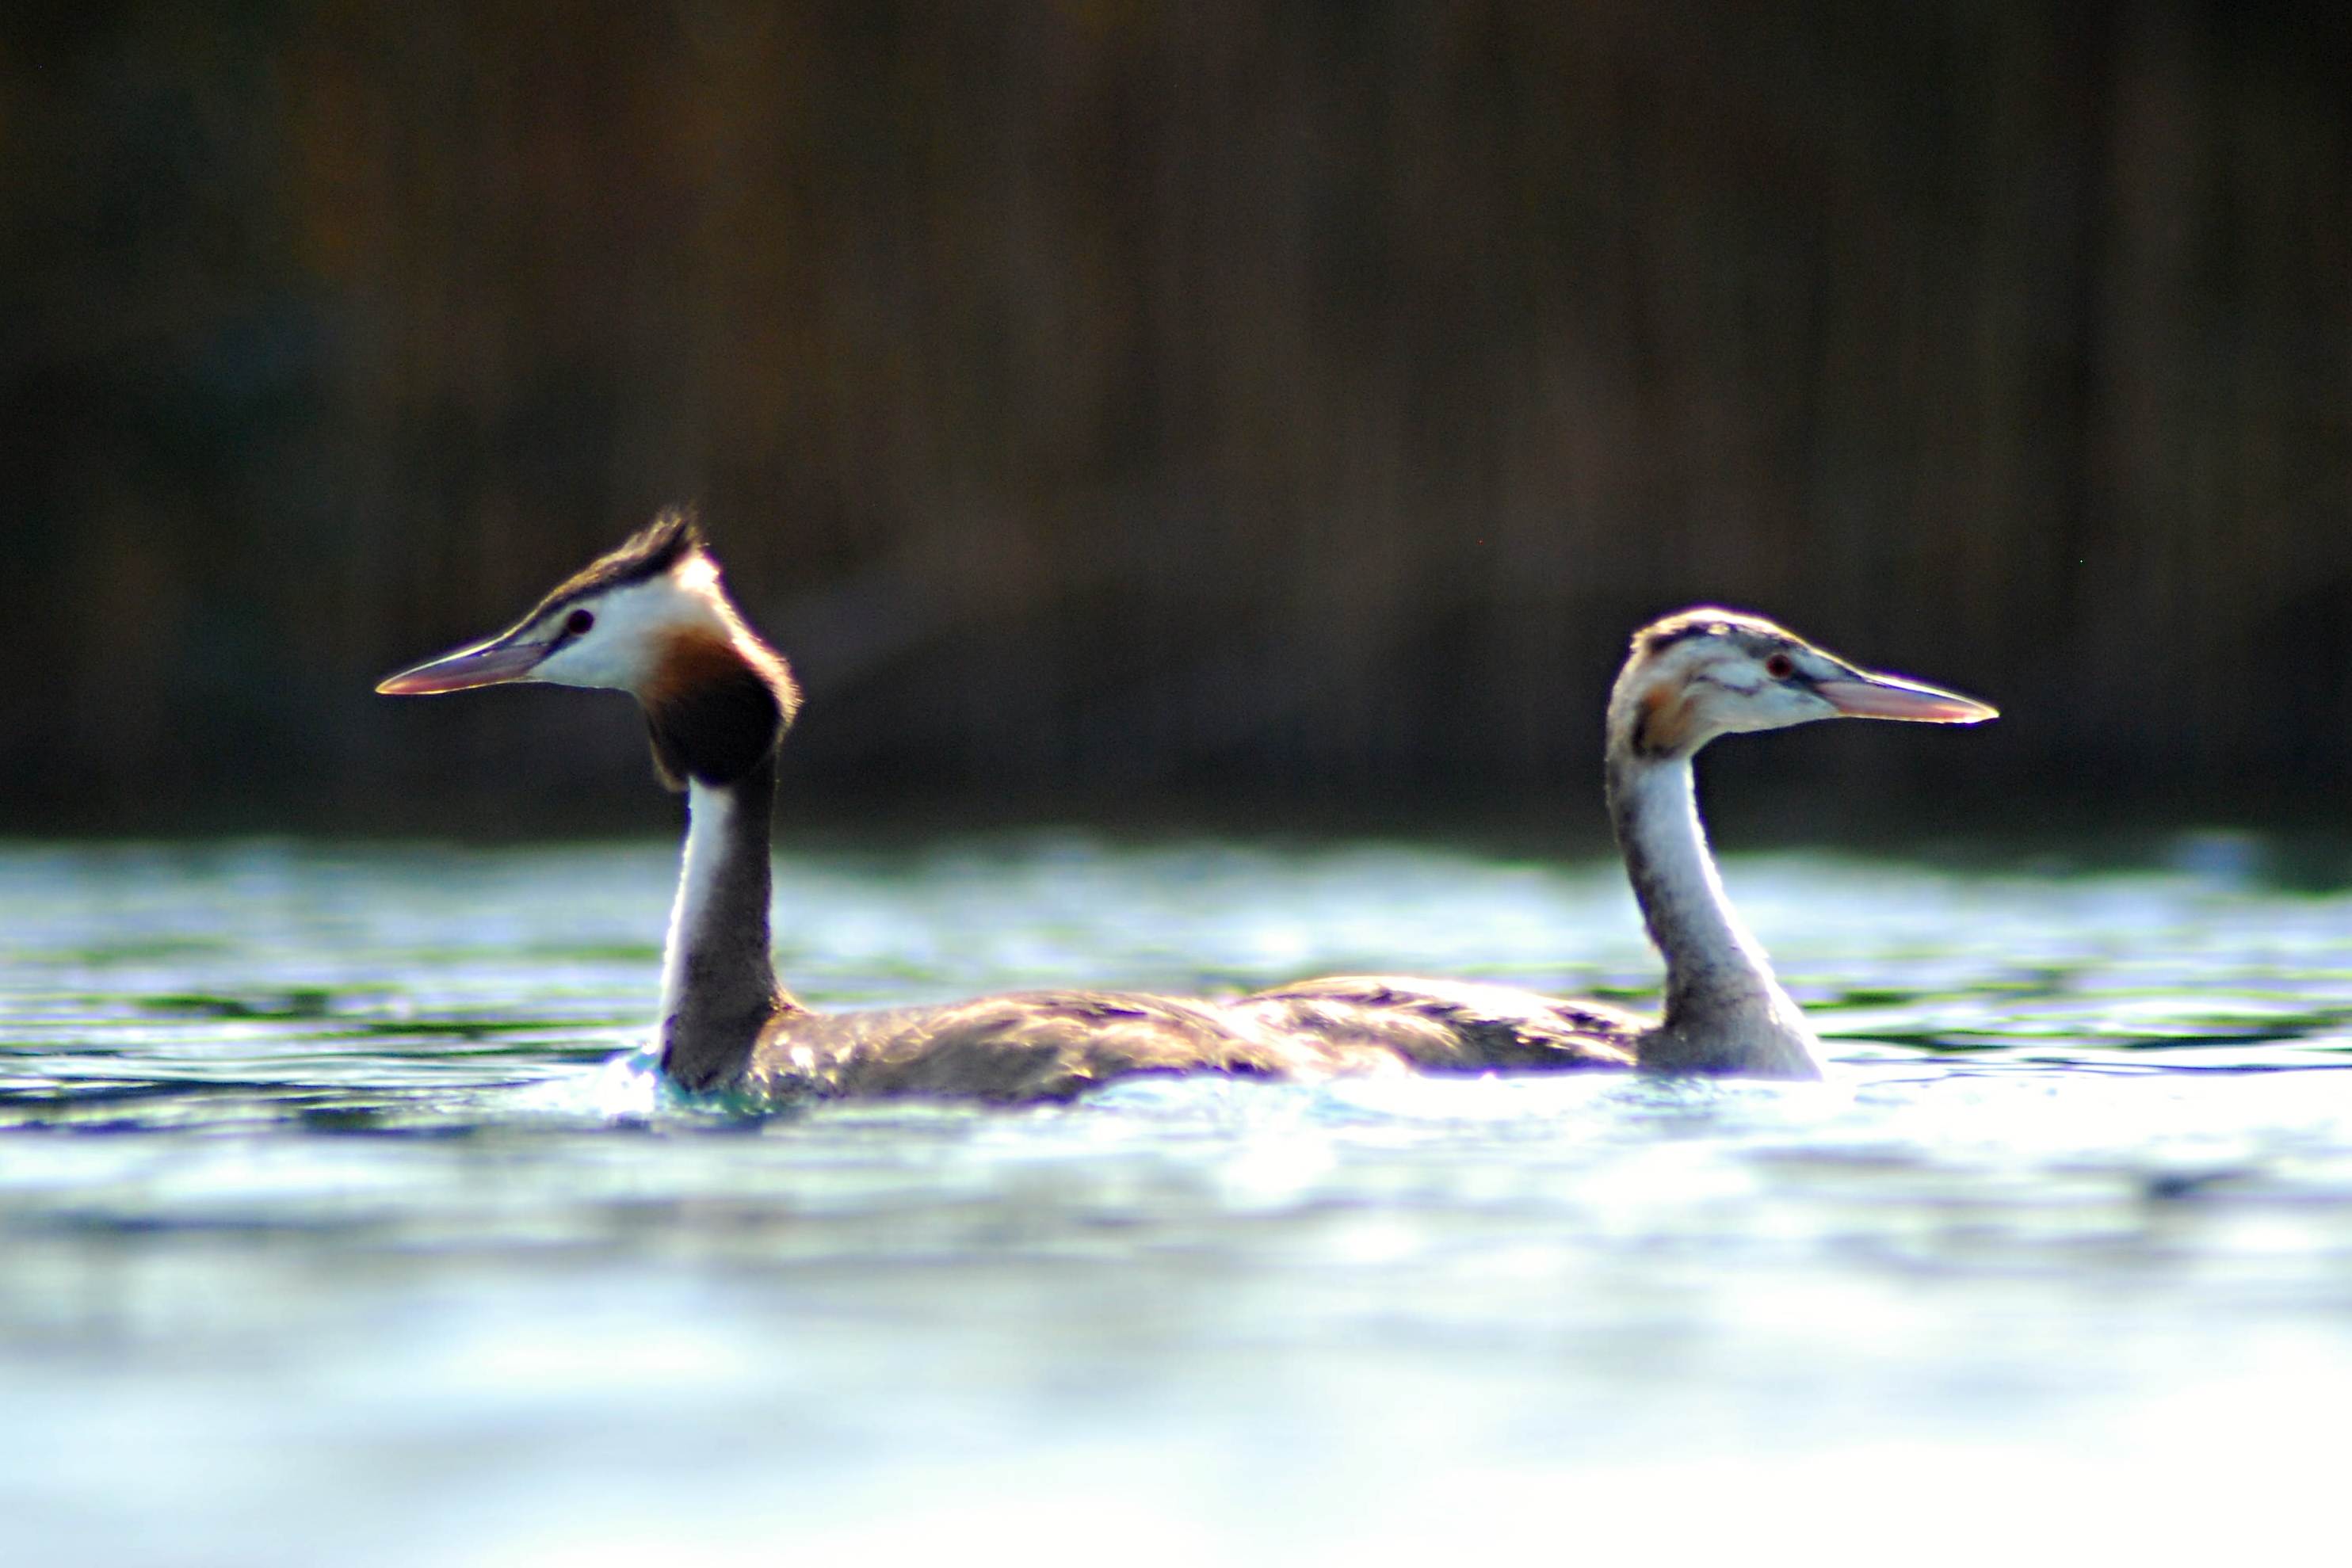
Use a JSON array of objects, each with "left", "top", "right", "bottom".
[
  {"left": 525, "top": 570, "right": 727, "bottom": 692},
  {"left": 1707, "top": 683, "right": 1831, "bottom": 735},
  {"left": 1762, "top": 688, "right": 1838, "bottom": 729},
  {"left": 533, "top": 635, "right": 644, "bottom": 691},
  {"left": 1690, "top": 679, "right": 1765, "bottom": 735}
]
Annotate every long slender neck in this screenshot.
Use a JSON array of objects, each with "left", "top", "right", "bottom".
[
  {"left": 657, "top": 753, "right": 792, "bottom": 1090},
  {"left": 1604, "top": 749, "right": 1824, "bottom": 1078}
]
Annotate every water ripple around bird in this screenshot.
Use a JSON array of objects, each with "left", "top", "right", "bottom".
[{"left": 4, "top": 834, "right": 2350, "bottom": 1562}]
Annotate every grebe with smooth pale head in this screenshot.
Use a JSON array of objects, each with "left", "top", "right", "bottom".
[{"left": 1235, "top": 609, "right": 1996, "bottom": 1079}]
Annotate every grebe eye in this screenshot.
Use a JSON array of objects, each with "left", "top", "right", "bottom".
[
  {"left": 1764, "top": 652, "right": 1796, "bottom": 680},
  {"left": 563, "top": 609, "right": 595, "bottom": 637}
]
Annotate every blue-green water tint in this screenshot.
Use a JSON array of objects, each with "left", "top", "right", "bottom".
[{"left": 6, "top": 834, "right": 2352, "bottom": 1563}]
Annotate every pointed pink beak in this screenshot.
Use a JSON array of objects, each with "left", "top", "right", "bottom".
[
  {"left": 376, "top": 637, "right": 551, "bottom": 696},
  {"left": 1814, "top": 672, "right": 1997, "bottom": 724}
]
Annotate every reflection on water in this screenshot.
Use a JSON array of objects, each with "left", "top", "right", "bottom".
[{"left": 5, "top": 835, "right": 2352, "bottom": 1562}]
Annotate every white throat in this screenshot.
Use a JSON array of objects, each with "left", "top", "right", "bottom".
[
  {"left": 1606, "top": 752, "right": 1824, "bottom": 1078},
  {"left": 658, "top": 780, "right": 734, "bottom": 1028}
]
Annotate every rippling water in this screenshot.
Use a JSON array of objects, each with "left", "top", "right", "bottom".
[{"left": 6, "top": 833, "right": 2352, "bottom": 1563}]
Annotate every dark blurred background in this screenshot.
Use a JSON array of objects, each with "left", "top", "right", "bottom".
[{"left": 2, "top": 2, "right": 2346, "bottom": 838}]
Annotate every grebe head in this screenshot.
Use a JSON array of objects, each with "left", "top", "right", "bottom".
[
  {"left": 1606, "top": 608, "right": 1995, "bottom": 762},
  {"left": 377, "top": 510, "right": 800, "bottom": 788}
]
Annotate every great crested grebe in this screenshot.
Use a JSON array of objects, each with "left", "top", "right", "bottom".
[
  {"left": 1235, "top": 610, "right": 1996, "bottom": 1080},
  {"left": 380, "top": 513, "right": 1373, "bottom": 1103}
]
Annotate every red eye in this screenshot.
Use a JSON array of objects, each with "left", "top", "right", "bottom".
[
  {"left": 563, "top": 609, "right": 595, "bottom": 637},
  {"left": 1765, "top": 652, "right": 1796, "bottom": 680}
]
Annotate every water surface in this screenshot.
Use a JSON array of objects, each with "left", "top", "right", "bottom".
[{"left": 6, "top": 834, "right": 2351, "bottom": 1563}]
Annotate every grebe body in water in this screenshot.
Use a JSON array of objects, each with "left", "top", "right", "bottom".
[
  {"left": 380, "top": 514, "right": 1382, "bottom": 1102},
  {"left": 1239, "top": 610, "right": 1995, "bottom": 1080}
]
